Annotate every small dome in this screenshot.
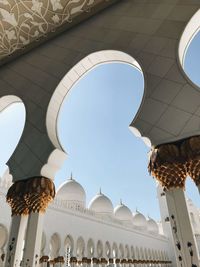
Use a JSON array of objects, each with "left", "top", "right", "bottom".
[
  {"left": 132, "top": 211, "right": 147, "bottom": 229},
  {"left": 56, "top": 175, "right": 86, "bottom": 207},
  {"left": 88, "top": 190, "right": 113, "bottom": 214},
  {"left": 147, "top": 217, "right": 159, "bottom": 234},
  {"left": 114, "top": 201, "right": 132, "bottom": 221}
]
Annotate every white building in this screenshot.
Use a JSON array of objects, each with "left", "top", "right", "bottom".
[{"left": 1, "top": 171, "right": 200, "bottom": 266}]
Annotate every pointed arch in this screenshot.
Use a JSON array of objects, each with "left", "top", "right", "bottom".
[
  {"left": 112, "top": 242, "right": 118, "bottom": 258},
  {"left": 46, "top": 50, "right": 147, "bottom": 151},
  {"left": 49, "top": 233, "right": 61, "bottom": 259},
  {"left": 76, "top": 236, "right": 85, "bottom": 258},
  {"left": 87, "top": 238, "right": 95, "bottom": 258}
]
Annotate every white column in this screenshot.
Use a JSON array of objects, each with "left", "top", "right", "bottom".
[
  {"left": 22, "top": 212, "right": 44, "bottom": 267},
  {"left": 165, "top": 188, "right": 199, "bottom": 267},
  {"left": 0, "top": 248, "right": 5, "bottom": 267},
  {"left": 42, "top": 235, "right": 50, "bottom": 258},
  {"left": 5, "top": 215, "right": 28, "bottom": 267},
  {"left": 156, "top": 184, "right": 177, "bottom": 267}
]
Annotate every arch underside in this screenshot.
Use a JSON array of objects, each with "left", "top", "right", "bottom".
[{"left": 0, "top": 1, "right": 199, "bottom": 180}]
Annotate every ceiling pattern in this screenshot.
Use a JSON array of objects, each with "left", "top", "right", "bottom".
[{"left": 0, "top": 0, "right": 108, "bottom": 60}]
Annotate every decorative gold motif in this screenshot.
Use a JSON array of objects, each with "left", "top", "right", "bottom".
[
  {"left": 115, "top": 259, "right": 120, "bottom": 264},
  {"left": 70, "top": 257, "right": 77, "bottom": 263},
  {"left": 149, "top": 135, "right": 200, "bottom": 190},
  {"left": 0, "top": 0, "right": 111, "bottom": 60},
  {"left": 39, "top": 255, "right": 49, "bottom": 263},
  {"left": 82, "top": 257, "right": 88, "bottom": 263},
  {"left": 54, "top": 256, "right": 65, "bottom": 263},
  {"left": 92, "top": 258, "right": 98, "bottom": 264},
  {"left": 6, "top": 176, "right": 55, "bottom": 216},
  {"left": 100, "top": 258, "right": 108, "bottom": 264},
  {"left": 87, "top": 258, "right": 92, "bottom": 264}
]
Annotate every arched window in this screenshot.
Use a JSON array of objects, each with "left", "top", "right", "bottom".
[
  {"left": 49, "top": 233, "right": 61, "bottom": 259},
  {"left": 64, "top": 235, "right": 74, "bottom": 265}
]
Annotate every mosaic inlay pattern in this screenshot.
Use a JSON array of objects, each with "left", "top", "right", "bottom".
[{"left": 0, "top": 0, "right": 109, "bottom": 60}]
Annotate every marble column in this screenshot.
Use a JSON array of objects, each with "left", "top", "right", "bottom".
[
  {"left": 22, "top": 176, "right": 55, "bottom": 267},
  {"left": 92, "top": 257, "right": 98, "bottom": 267},
  {"left": 6, "top": 215, "right": 28, "bottom": 267},
  {"left": 149, "top": 141, "right": 200, "bottom": 267},
  {"left": 23, "top": 212, "right": 44, "bottom": 266},
  {"left": 5, "top": 179, "right": 29, "bottom": 267},
  {"left": 165, "top": 188, "right": 199, "bottom": 267}
]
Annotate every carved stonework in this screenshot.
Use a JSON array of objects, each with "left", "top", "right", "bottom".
[
  {"left": 6, "top": 176, "right": 55, "bottom": 215},
  {"left": 149, "top": 135, "right": 200, "bottom": 190},
  {"left": 0, "top": 0, "right": 112, "bottom": 61},
  {"left": 39, "top": 255, "right": 49, "bottom": 263},
  {"left": 6, "top": 179, "right": 29, "bottom": 215},
  {"left": 70, "top": 257, "right": 77, "bottom": 263},
  {"left": 55, "top": 256, "right": 65, "bottom": 263}
]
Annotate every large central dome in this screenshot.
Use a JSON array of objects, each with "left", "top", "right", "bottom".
[{"left": 56, "top": 175, "right": 86, "bottom": 208}]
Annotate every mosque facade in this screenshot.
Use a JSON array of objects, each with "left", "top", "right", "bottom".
[
  {"left": 1, "top": 1, "right": 200, "bottom": 266},
  {"left": 0, "top": 171, "right": 200, "bottom": 267}
]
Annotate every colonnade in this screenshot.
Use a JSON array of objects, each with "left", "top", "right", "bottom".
[
  {"left": 5, "top": 176, "right": 55, "bottom": 267},
  {"left": 149, "top": 136, "right": 200, "bottom": 267},
  {"left": 4, "top": 136, "right": 200, "bottom": 267},
  {"left": 39, "top": 256, "right": 172, "bottom": 267}
]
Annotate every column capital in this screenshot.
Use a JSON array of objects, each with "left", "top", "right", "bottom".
[
  {"left": 6, "top": 176, "right": 55, "bottom": 215},
  {"left": 149, "top": 135, "right": 200, "bottom": 190}
]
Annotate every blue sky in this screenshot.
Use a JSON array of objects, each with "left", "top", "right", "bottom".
[
  {"left": 0, "top": 103, "right": 25, "bottom": 175},
  {"left": 57, "top": 63, "right": 154, "bottom": 217},
  {"left": 184, "top": 32, "right": 200, "bottom": 86},
  {"left": 1, "top": 32, "right": 200, "bottom": 221}
]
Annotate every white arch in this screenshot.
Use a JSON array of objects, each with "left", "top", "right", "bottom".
[
  {"left": 0, "top": 224, "right": 8, "bottom": 249},
  {"left": 49, "top": 233, "right": 61, "bottom": 259},
  {"left": 140, "top": 247, "right": 144, "bottom": 260},
  {"left": 144, "top": 248, "right": 148, "bottom": 260},
  {"left": 40, "top": 232, "right": 46, "bottom": 255},
  {"left": 97, "top": 240, "right": 103, "bottom": 258},
  {"left": 105, "top": 241, "right": 111, "bottom": 258},
  {"left": 64, "top": 235, "right": 74, "bottom": 253},
  {"left": 131, "top": 246, "right": 135, "bottom": 259},
  {"left": 87, "top": 238, "right": 95, "bottom": 258},
  {"left": 147, "top": 248, "right": 152, "bottom": 260},
  {"left": 179, "top": 9, "right": 200, "bottom": 69},
  {"left": 125, "top": 245, "right": 130, "bottom": 259},
  {"left": 0, "top": 95, "right": 22, "bottom": 113},
  {"left": 135, "top": 247, "right": 139, "bottom": 260},
  {"left": 76, "top": 236, "right": 85, "bottom": 258},
  {"left": 46, "top": 50, "right": 147, "bottom": 151},
  {"left": 0, "top": 95, "right": 26, "bottom": 174},
  {"left": 119, "top": 243, "right": 124, "bottom": 258},
  {"left": 112, "top": 242, "right": 118, "bottom": 258},
  {"left": 41, "top": 148, "right": 67, "bottom": 181}
]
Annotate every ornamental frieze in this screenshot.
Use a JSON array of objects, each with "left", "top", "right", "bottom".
[{"left": 0, "top": 0, "right": 112, "bottom": 61}]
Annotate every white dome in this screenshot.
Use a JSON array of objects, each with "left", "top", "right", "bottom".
[
  {"left": 132, "top": 211, "right": 147, "bottom": 228},
  {"left": 56, "top": 176, "right": 86, "bottom": 206},
  {"left": 147, "top": 217, "right": 159, "bottom": 234},
  {"left": 114, "top": 202, "right": 132, "bottom": 221},
  {"left": 88, "top": 191, "right": 113, "bottom": 214}
]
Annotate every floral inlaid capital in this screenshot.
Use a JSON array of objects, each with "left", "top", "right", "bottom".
[{"left": 0, "top": 0, "right": 112, "bottom": 61}]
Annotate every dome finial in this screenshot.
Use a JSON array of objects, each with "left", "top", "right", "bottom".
[
  {"left": 99, "top": 187, "right": 102, "bottom": 195},
  {"left": 120, "top": 199, "right": 123, "bottom": 205},
  {"left": 70, "top": 172, "right": 73, "bottom": 180}
]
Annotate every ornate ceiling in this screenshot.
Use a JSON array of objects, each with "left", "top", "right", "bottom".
[{"left": 0, "top": 0, "right": 117, "bottom": 62}]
